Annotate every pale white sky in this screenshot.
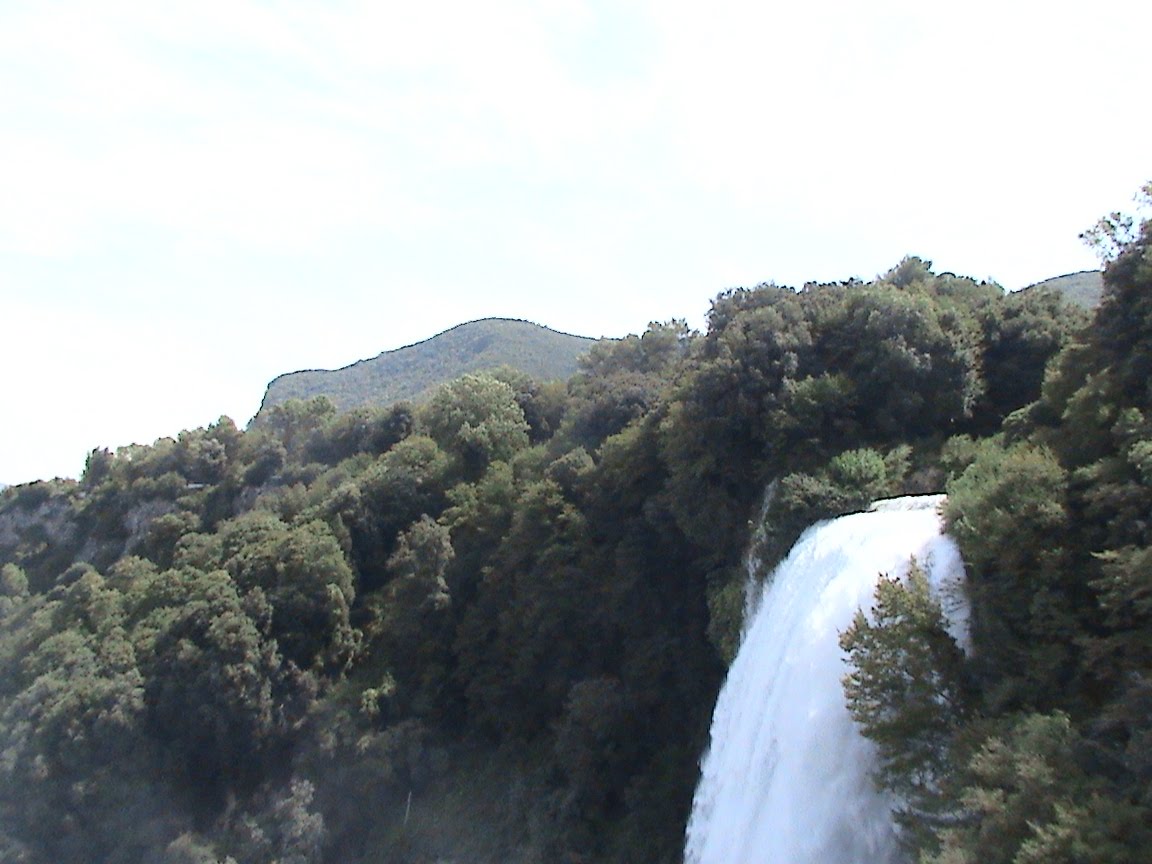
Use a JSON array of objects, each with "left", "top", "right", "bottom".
[{"left": 1, "top": 0, "right": 1148, "bottom": 485}]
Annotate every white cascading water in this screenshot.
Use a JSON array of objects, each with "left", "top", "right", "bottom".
[{"left": 685, "top": 495, "right": 968, "bottom": 864}]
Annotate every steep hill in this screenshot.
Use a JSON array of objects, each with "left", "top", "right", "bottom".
[
  {"left": 1020, "top": 269, "right": 1103, "bottom": 308},
  {"left": 258, "top": 318, "right": 599, "bottom": 415}
]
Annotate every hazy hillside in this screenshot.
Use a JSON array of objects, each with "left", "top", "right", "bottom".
[
  {"left": 258, "top": 318, "right": 598, "bottom": 415},
  {"left": 1021, "top": 269, "right": 1103, "bottom": 308}
]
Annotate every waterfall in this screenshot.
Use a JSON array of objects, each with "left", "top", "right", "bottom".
[{"left": 684, "top": 495, "right": 968, "bottom": 864}]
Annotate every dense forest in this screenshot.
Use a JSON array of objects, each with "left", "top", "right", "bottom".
[{"left": 0, "top": 188, "right": 1148, "bottom": 863}]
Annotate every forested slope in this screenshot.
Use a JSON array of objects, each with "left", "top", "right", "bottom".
[
  {"left": 2, "top": 205, "right": 1145, "bottom": 863},
  {"left": 258, "top": 318, "right": 597, "bottom": 416},
  {"left": 1020, "top": 270, "right": 1103, "bottom": 310}
]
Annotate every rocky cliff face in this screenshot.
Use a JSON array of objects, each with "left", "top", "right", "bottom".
[
  {"left": 0, "top": 489, "right": 75, "bottom": 552},
  {"left": 0, "top": 485, "right": 80, "bottom": 589},
  {"left": 0, "top": 483, "right": 176, "bottom": 589}
]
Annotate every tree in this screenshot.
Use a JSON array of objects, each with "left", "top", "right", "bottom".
[
  {"left": 255, "top": 398, "right": 337, "bottom": 461},
  {"left": 660, "top": 289, "right": 813, "bottom": 554},
  {"left": 944, "top": 441, "right": 1077, "bottom": 708},
  {"left": 1091, "top": 193, "right": 1152, "bottom": 410},
  {"left": 747, "top": 446, "right": 907, "bottom": 592},
  {"left": 0, "top": 563, "right": 28, "bottom": 619},
  {"left": 1080, "top": 182, "right": 1151, "bottom": 263},
  {"left": 364, "top": 516, "right": 454, "bottom": 714},
  {"left": 135, "top": 566, "right": 311, "bottom": 816},
  {"left": 420, "top": 374, "right": 530, "bottom": 478},
  {"left": 924, "top": 713, "right": 1148, "bottom": 864},
  {"left": 227, "top": 779, "right": 326, "bottom": 864},
  {"left": 972, "top": 288, "right": 1088, "bottom": 435},
  {"left": 303, "top": 403, "right": 413, "bottom": 466},
  {"left": 559, "top": 321, "right": 690, "bottom": 451},
  {"left": 441, "top": 461, "right": 518, "bottom": 601},
  {"left": 825, "top": 285, "right": 982, "bottom": 439},
  {"left": 489, "top": 366, "right": 569, "bottom": 444},
  {"left": 553, "top": 676, "right": 637, "bottom": 816},
  {"left": 220, "top": 514, "right": 358, "bottom": 672},
  {"left": 840, "top": 560, "right": 970, "bottom": 825},
  {"left": 177, "top": 513, "right": 358, "bottom": 672},
  {"left": 341, "top": 435, "right": 451, "bottom": 592},
  {"left": 0, "top": 569, "right": 170, "bottom": 863},
  {"left": 453, "top": 478, "right": 599, "bottom": 738}
]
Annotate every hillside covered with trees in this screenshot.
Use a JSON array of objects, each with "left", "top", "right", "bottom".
[
  {"left": 1019, "top": 270, "right": 1103, "bottom": 310},
  {"left": 0, "top": 187, "right": 1148, "bottom": 863},
  {"left": 258, "top": 318, "right": 598, "bottom": 416}
]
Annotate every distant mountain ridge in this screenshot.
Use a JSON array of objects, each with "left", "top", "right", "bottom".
[
  {"left": 1020, "top": 270, "right": 1103, "bottom": 309},
  {"left": 258, "top": 318, "right": 600, "bottom": 415}
]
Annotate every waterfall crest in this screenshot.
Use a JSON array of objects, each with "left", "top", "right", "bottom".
[{"left": 684, "top": 495, "right": 967, "bottom": 864}]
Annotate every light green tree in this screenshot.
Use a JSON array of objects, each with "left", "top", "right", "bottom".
[
  {"left": 421, "top": 374, "right": 530, "bottom": 478},
  {"left": 840, "top": 560, "right": 970, "bottom": 826}
]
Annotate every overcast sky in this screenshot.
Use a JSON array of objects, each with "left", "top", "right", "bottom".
[{"left": 2, "top": 0, "right": 1148, "bottom": 485}]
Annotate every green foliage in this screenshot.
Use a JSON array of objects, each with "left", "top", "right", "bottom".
[
  {"left": 0, "top": 629, "right": 148, "bottom": 857},
  {"left": 0, "top": 480, "right": 81, "bottom": 591},
  {"left": 829, "top": 284, "right": 982, "bottom": 438},
  {"left": 420, "top": 373, "right": 530, "bottom": 478},
  {"left": 225, "top": 779, "right": 326, "bottom": 864},
  {"left": 924, "top": 713, "right": 1149, "bottom": 864},
  {"left": 441, "top": 461, "right": 518, "bottom": 601},
  {"left": 840, "top": 561, "right": 970, "bottom": 823},
  {"left": 0, "top": 569, "right": 169, "bottom": 862},
  {"left": 579, "top": 320, "right": 691, "bottom": 380},
  {"left": 973, "top": 288, "right": 1089, "bottom": 434},
  {"left": 137, "top": 566, "right": 311, "bottom": 812},
  {"left": 1080, "top": 182, "right": 1151, "bottom": 263},
  {"left": 490, "top": 366, "right": 569, "bottom": 445},
  {"left": 552, "top": 676, "right": 639, "bottom": 834},
  {"left": 160, "top": 833, "right": 237, "bottom": 864},
  {"left": 658, "top": 264, "right": 1022, "bottom": 571},
  {"left": 364, "top": 517, "right": 454, "bottom": 715},
  {"left": 946, "top": 442, "right": 1068, "bottom": 576},
  {"left": 259, "top": 318, "right": 596, "bottom": 415},
  {"left": 380, "top": 517, "right": 453, "bottom": 615},
  {"left": 339, "top": 435, "right": 451, "bottom": 592},
  {"left": 196, "top": 513, "right": 359, "bottom": 671},
  {"left": 560, "top": 321, "right": 691, "bottom": 451},
  {"left": 944, "top": 441, "right": 1077, "bottom": 708},
  {"left": 0, "top": 564, "right": 28, "bottom": 618},
  {"left": 1092, "top": 212, "right": 1152, "bottom": 409},
  {"left": 660, "top": 287, "right": 814, "bottom": 554},
  {"left": 302, "top": 403, "right": 414, "bottom": 466},
  {"left": 454, "top": 477, "right": 597, "bottom": 739},
  {"left": 1088, "top": 545, "right": 1152, "bottom": 677}
]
